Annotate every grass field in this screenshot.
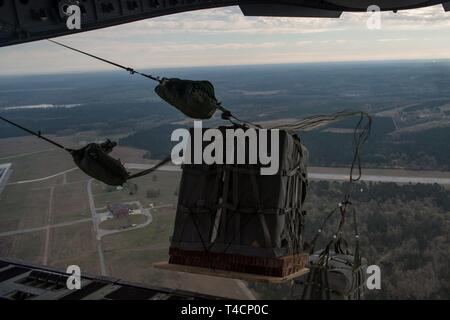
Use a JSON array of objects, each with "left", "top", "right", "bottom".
[
  {"left": 0, "top": 184, "right": 51, "bottom": 232},
  {"left": 6, "top": 149, "right": 74, "bottom": 182},
  {"left": 0, "top": 231, "right": 45, "bottom": 264},
  {"left": 0, "top": 135, "right": 77, "bottom": 158},
  {"left": 111, "top": 146, "right": 150, "bottom": 164},
  {"left": 0, "top": 135, "right": 96, "bottom": 274},
  {"left": 0, "top": 136, "right": 251, "bottom": 298},
  {"left": 0, "top": 184, "right": 32, "bottom": 232},
  {"left": 102, "top": 207, "right": 175, "bottom": 251},
  {"left": 101, "top": 207, "right": 175, "bottom": 285},
  {"left": 100, "top": 207, "right": 250, "bottom": 298},
  {"left": 92, "top": 170, "right": 181, "bottom": 208},
  {"left": 48, "top": 221, "right": 100, "bottom": 274},
  {"left": 0, "top": 174, "right": 96, "bottom": 233},
  {"left": 17, "top": 187, "right": 52, "bottom": 229},
  {"left": 51, "top": 182, "right": 90, "bottom": 224},
  {"left": 0, "top": 136, "right": 182, "bottom": 285},
  {"left": 65, "top": 168, "right": 90, "bottom": 184}
]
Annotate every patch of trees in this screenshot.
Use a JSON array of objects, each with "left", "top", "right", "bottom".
[
  {"left": 251, "top": 181, "right": 450, "bottom": 300},
  {"left": 301, "top": 125, "right": 450, "bottom": 170},
  {"left": 119, "top": 124, "right": 183, "bottom": 160},
  {"left": 0, "top": 101, "right": 176, "bottom": 139}
]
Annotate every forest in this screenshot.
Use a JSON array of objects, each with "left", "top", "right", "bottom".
[
  {"left": 251, "top": 181, "right": 450, "bottom": 299},
  {"left": 2, "top": 62, "right": 450, "bottom": 170}
]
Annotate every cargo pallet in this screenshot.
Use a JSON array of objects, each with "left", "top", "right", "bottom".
[{"left": 155, "top": 249, "right": 309, "bottom": 283}]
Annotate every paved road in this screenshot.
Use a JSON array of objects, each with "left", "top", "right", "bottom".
[
  {"left": 0, "top": 148, "right": 57, "bottom": 161},
  {"left": 308, "top": 172, "right": 450, "bottom": 185},
  {"left": 8, "top": 162, "right": 450, "bottom": 186},
  {"left": 125, "top": 162, "right": 450, "bottom": 185},
  {"left": 42, "top": 186, "right": 54, "bottom": 265},
  {"left": 87, "top": 179, "right": 107, "bottom": 276},
  {"left": 7, "top": 167, "right": 77, "bottom": 185},
  {"left": 0, "top": 217, "right": 92, "bottom": 237}
]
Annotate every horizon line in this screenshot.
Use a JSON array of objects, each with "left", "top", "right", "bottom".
[{"left": 1, "top": 57, "right": 450, "bottom": 78}]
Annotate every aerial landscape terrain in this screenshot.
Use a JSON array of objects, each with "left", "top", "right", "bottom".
[{"left": 0, "top": 61, "right": 449, "bottom": 299}]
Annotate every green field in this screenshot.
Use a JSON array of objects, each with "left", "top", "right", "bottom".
[
  {"left": 0, "top": 231, "right": 45, "bottom": 264},
  {"left": 101, "top": 207, "right": 175, "bottom": 285},
  {"left": 92, "top": 170, "right": 181, "bottom": 208},
  {"left": 0, "top": 184, "right": 51, "bottom": 232},
  {"left": 48, "top": 221, "right": 100, "bottom": 274},
  {"left": 51, "top": 182, "right": 90, "bottom": 224},
  {"left": 0, "top": 138, "right": 183, "bottom": 286},
  {"left": 5, "top": 149, "right": 74, "bottom": 183},
  {"left": 0, "top": 138, "right": 251, "bottom": 298}
]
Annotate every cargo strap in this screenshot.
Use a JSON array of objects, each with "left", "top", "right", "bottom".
[
  {"left": 249, "top": 168, "right": 272, "bottom": 249},
  {"left": 220, "top": 135, "right": 305, "bottom": 256},
  {"left": 177, "top": 132, "right": 306, "bottom": 262}
]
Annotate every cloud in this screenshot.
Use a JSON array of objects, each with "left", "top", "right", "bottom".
[
  {"left": 377, "top": 38, "right": 409, "bottom": 42},
  {"left": 1, "top": 4, "right": 450, "bottom": 74},
  {"left": 85, "top": 4, "right": 450, "bottom": 38}
]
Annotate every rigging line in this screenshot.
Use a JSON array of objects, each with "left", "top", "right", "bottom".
[
  {"left": 0, "top": 115, "right": 71, "bottom": 152},
  {"left": 345, "top": 112, "right": 372, "bottom": 200},
  {"left": 295, "top": 114, "right": 358, "bottom": 131},
  {"left": 270, "top": 110, "right": 369, "bottom": 131},
  {"left": 0, "top": 20, "right": 162, "bottom": 84},
  {"left": 217, "top": 103, "right": 262, "bottom": 129},
  {"left": 308, "top": 207, "right": 339, "bottom": 254},
  {"left": 351, "top": 206, "right": 361, "bottom": 270},
  {"left": 127, "top": 156, "right": 172, "bottom": 180},
  {"left": 328, "top": 112, "right": 370, "bottom": 257},
  {"left": 306, "top": 111, "right": 371, "bottom": 265},
  {"left": 188, "top": 208, "right": 216, "bottom": 271},
  {"left": 47, "top": 39, "right": 162, "bottom": 83}
]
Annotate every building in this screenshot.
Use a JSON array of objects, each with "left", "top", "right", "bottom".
[{"left": 107, "top": 203, "right": 131, "bottom": 219}]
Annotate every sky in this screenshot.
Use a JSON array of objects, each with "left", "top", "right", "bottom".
[{"left": 1, "top": 4, "right": 450, "bottom": 75}]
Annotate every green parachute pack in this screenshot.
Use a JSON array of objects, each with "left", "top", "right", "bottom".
[
  {"left": 155, "top": 78, "right": 219, "bottom": 119},
  {"left": 71, "top": 140, "right": 129, "bottom": 186}
]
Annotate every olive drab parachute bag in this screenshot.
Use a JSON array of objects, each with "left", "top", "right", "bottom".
[
  {"left": 155, "top": 78, "right": 219, "bottom": 119},
  {"left": 69, "top": 140, "right": 170, "bottom": 186},
  {"left": 168, "top": 125, "right": 310, "bottom": 277},
  {"left": 70, "top": 140, "right": 129, "bottom": 186},
  {"left": 292, "top": 200, "right": 368, "bottom": 300},
  {"left": 293, "top": 252, "right": 367, "bottom": 300}
]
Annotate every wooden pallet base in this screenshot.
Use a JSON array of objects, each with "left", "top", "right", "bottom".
[
  {"left": 168, "top": 248, "right": 309, "bottom": 277},
  {"left": 154, "top": 261, "right": 309, "bottom": 284}
]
